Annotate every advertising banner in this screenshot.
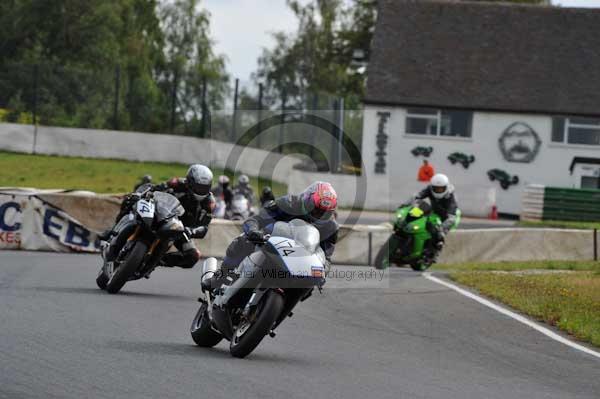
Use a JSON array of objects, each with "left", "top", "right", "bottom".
[{"left": 0, "top": 193, "right": 100, "bottom": 253}]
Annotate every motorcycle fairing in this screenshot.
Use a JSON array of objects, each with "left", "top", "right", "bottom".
[{"left": 266, "top": 236, "right": 324, "bottom": 278}]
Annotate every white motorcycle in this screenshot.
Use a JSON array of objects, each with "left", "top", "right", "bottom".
[
  {"left": 213, "top": 197, "right": 227, "bottom": 219},
  {"left": 226, "top": 193, "right": 251, "bottom": 221},
  {"left": 190, "top": 219, "right": 327, "bottom": 358}
]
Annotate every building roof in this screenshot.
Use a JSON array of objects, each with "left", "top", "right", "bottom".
[{"left": 365, "top": 0, "right": 600, "bottom": 117}]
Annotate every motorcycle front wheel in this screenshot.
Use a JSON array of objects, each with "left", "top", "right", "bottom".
[
  {"left": 229, "top": 290, "right": 284, "bottom": 358},
  {"left": 190, "top": 303, "right": 223, "bottom": 347},
  {"left": 106, "top": 241, "right": 147, "bottom": 294},
  {"left": 96, "top": 270, "right": 109, "bottom": 290},
  {"left": 410, "top": 262, "right": 429, "bottom": 272}
]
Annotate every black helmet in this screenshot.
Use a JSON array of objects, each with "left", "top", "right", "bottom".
[
  {"left": 260, "top": 186, "right": 275, "bottom": 204},
  {"left": 261, "top": 186, "right": 273, "bottom": 196},
  {"left": 186, "top": 164, "right": 213, "bottom": 197}
]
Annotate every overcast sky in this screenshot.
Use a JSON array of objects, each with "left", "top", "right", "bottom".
[{"left": 203, "top": 0, "right": 600, "bottom": 84}]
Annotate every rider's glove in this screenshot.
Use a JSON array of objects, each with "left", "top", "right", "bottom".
[
  {"left": 185, "top": 226, "right": 208, "bottom": 239},
  {"left": 192, "top": 226, "right": 208, "bottom": 239},
  {"left": 127, "top": 193, "right": 141, "bottom": 205},
  {"left": 247, "top": 229, "right": 266, "bottom": 243},
  {"left": 438, "top": 230, "right": 446, "bottom": 242}
]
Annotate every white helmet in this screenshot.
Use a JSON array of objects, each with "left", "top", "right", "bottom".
[
  {"left": 430, "top": 173, "right": 450, "bottom": 199},
  {"left": 238, "top": 174, "right": 250, "bottom": 186},
  {"left": 186, "top": 164, "right": 213, "bottom": 196},
  {"left": 218, "top": 175, "right": 230, "bottom": 185}
]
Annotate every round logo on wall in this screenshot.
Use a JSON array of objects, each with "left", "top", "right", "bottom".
[{"left": 498, "top": 122, "right": 542, "bottom": 163}]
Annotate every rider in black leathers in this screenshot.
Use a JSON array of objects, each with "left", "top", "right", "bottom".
[
  {"left": 222, "top": 181, "right": 339, "bottom": 273},
  {"left": 233, "top": 174, "right": 255, "bottom": 207},
  {"left": 259, "top": 186, "right": 275, "bottom": 206},
  {"left": 212, "top": 175, "right": 234, "bottom": 210},
  {"left": 104, "top": 164, "right": 215, "bottom": 269}
]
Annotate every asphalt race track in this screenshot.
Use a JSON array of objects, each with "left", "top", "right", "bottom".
[{"left": 1, "top": 251, "right": 598, "bottom": 399}]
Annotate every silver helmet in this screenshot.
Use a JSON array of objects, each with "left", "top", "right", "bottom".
[{"left": 186, "top": 164, "right": 213, "bottom": 196}]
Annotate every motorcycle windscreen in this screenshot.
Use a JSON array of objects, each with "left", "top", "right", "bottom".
[
  {"left": 271, "top": 219, "right": 320, "bottom": 253},
  {"left": 269, "top": 219, "right": 323, "bottom": 277},
  {"left": 134, "top": 183, "right": 153, "bottom": 194},
  {"left": 153, "top": 192, "right": 185, "bottom": 222}
]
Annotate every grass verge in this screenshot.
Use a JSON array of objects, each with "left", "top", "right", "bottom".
[
  {"left": 517, "top": 220, "right": 600, "bottom": 230},
  {"left": 432, "top": 260, "right": 599, "bottom": 272},
  {"left": 0, "top": 151, "right": 287, "bottom": 195},
  {"left": 449, "top": 270, "right": 600, "bottom": 347}
]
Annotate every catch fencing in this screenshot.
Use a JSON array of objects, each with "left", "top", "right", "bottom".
[{"left": 0, "top": 63, "right": 361, "bottom": 174}]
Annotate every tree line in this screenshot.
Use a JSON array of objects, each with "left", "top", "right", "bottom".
[
  {"left": 0, "top": 0, "right": 228, "bottom": 134},
  {"left": 0, "top": 0, "right": 549, "bottom": 135}
]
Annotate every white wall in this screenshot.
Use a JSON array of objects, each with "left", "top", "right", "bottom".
[
  {"left": 0, "top": 124, "right": 300, "bottom": 184},
  {"left": 360, "top": 106, "right": 600, "bottom": 215},
  {"left": 2, "top": 191, "right": 594, "bottom": 264},
  {"left": 0, "top": 123, "right": 34, "bottom": 153}
]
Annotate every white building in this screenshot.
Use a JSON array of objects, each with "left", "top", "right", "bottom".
[{"left": 358, "top": 0, "right": 600, "bottom": 216}]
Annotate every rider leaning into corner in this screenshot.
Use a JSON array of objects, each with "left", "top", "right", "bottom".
[
  {"left": 101, "top": 164, "right": 216, "bottom": 269},
  {"left": 233, "top": 174, "right": 255, "bottom": 206},
  {"left": 212, "top": 175, "right": 234, "bottom": 208},
  {"left": 220, "top": 181, "right": 339, "bottom": 275},
  {"left": 408, "top": 173, "right": 459, "bottom": 265},
  {"left": 259, "top": 186, "right": 275, "bottom": 206}
]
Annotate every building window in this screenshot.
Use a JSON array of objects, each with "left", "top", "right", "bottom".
[
  {"left": 552, "top": 117, "right": 600, "bottom": 145},
  {"left": 406, "top": 108, "right": 472, "bottom": 138}
]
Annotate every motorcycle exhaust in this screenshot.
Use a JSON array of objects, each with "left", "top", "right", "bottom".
[{"left": 201, "top": 257, "right": 219, "bottom": 292}]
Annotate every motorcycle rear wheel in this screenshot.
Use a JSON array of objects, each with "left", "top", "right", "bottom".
[
  {"left": 106, "top": 241, "right": 147, "bottom": 294},
  {"left": 96, "top": 270, "right": 109, "bottom": 290},
  {"left": 229, "top": 290, "right": 284, "bottom": 358}
]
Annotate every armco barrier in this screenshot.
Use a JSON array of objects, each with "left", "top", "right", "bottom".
[
  {"left": 438, "top": 228, "right": 595, "bottom": 264},
  {"left": 544, "top": 187, "right": 600, "bottom": 221},
  {"left": 522, "top": 184, "right": 600, "bottom": 222},
  {"left": 0, "top": 191, "right": 596, "bottom": 264}
]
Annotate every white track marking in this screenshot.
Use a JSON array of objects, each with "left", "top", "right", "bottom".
[{"left": 422, "top": 272, "right": 600, "bottom": 360}]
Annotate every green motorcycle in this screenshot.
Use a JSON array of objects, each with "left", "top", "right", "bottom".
[{"left": 374, "top": 202, "right": 461, "bottom": 271}]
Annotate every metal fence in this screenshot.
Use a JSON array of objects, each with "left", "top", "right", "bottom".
[
  {"left": 0, "top": 63, "right": 363, "bottom": 173},
  {"left": 0, "top": 62, "right": 202, "bottom": 135}
]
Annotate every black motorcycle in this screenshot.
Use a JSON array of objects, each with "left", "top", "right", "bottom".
[
  {"left": 190, "top": 219, "right": 327, "bottom": 358},
  {"left": 96, "top": 185, "right": 190, "bottom": 294}
]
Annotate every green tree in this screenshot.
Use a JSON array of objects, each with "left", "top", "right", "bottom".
[
  {"left": 0, "top": 0, "right": 229, "bottom": 134},
  {"left": 159, "top": 0, "right": 229, "bottom": 134},
  {"left": 253, "top": 0, "right": 375, "bottom": 110}
]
